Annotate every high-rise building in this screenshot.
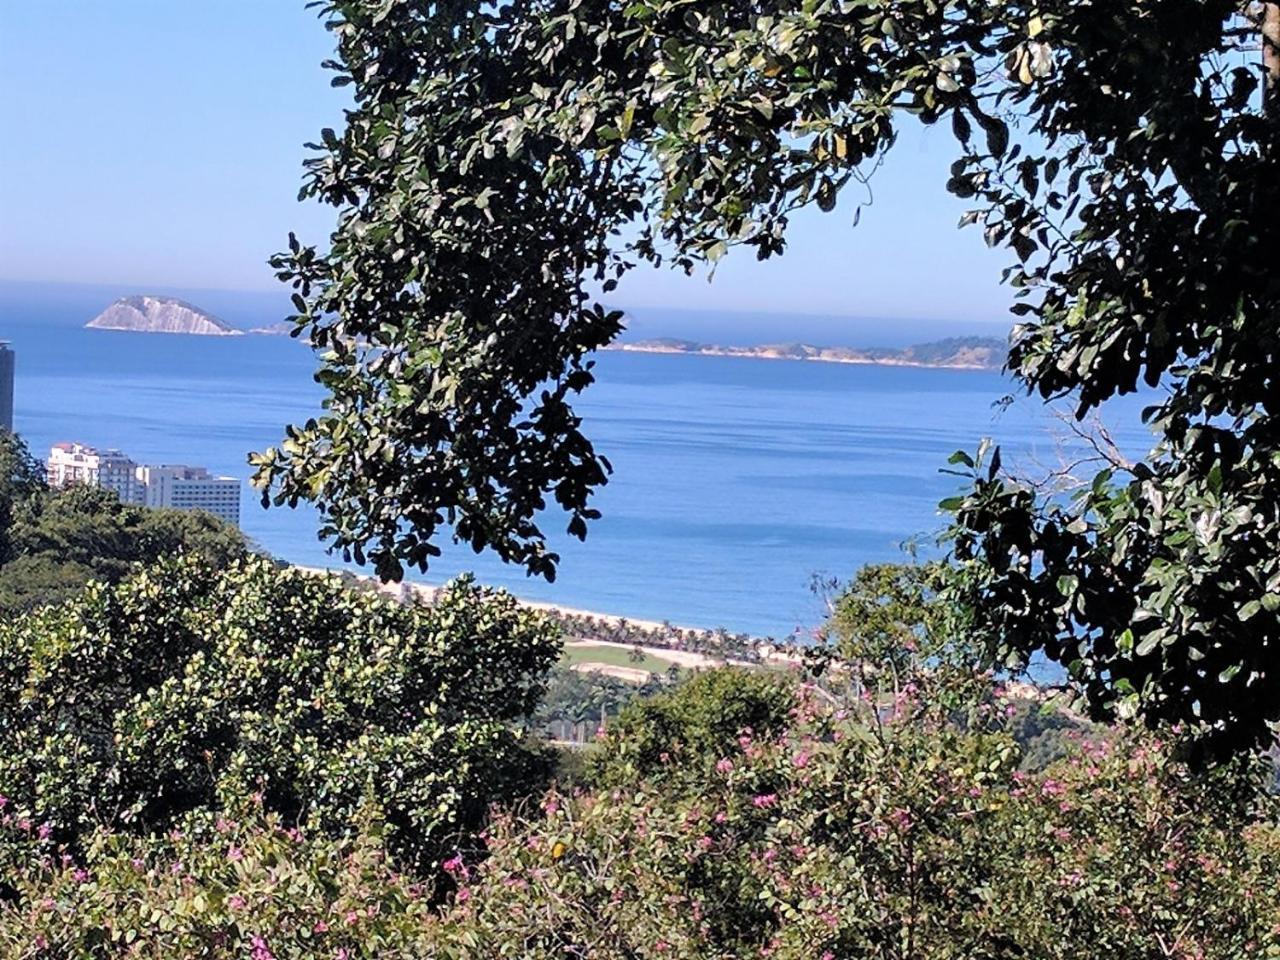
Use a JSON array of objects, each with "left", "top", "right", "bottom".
[
  {"left": 0, "top": 342, "right": 13, "bottom": 432},
  {"left": 46, "top": 444, "right": 240, "bottom": 526},
  {"left": 136, "top": 464, "right": 241, "bottom": 526},
  {"left": 47, "top": 442, "right": 145, "bottom": 504}
]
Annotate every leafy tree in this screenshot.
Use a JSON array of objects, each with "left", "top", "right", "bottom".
[
  {"left": 0, "top": 430, "right": 45, "bottom": 565},
  {"left": 0, "top": 556, "right": 561, "bottom": 874},
  {"left": 254, "top": 1, "right": 1280, "bottom": 754},
  {"left": 588, "top": 668, "right": 797, "bottom": 788},
  {"left": 0, "top": 482, "right": 248, "bottom": 616}
]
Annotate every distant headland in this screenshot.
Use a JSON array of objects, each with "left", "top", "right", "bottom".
[{"left": 604, "top": 335, "right": 1007, "bottom": 370}]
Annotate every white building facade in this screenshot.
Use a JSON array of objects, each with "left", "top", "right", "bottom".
[
  {"left": 46, "top": 444, "right": 240, "bottom": 526},
  {"left": 47, "top": 442, "right": 145, "bottom": 504},
  {"left": 136, "top": 464, "right": 241, "bottom": 525}
]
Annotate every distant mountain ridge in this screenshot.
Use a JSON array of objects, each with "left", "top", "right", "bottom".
[
  {"left": 607, "top": 335, "right": 1007, "bottom": 370},
  {"left": 86, "top": 296, "right": 242, "bottom": 336}
]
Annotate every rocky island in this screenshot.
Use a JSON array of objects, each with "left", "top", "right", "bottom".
[
  {"left": 85, "top": 296, "right": 243, "bottom": 336},
  {"left": 606, "top": 335, "right": 1007, "bottom": 370}
]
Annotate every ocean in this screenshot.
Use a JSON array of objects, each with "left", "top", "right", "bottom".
[{"left": 0, "top": 283, "right": 1153, "bottom": 638}]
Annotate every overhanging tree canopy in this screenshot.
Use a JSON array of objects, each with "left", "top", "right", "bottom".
[{"left": 254, "top": 0, "right": 1279, "bottom": 753}]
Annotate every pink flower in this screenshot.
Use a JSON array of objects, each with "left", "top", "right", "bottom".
[
  {"left": 715, "top": 758, "right": 734, "bottom": 774},
  {"left": 250, "top": 935, "right": 275, "bottom": 960},
  {"left": 751, "top": 794, "right": 778, "bottom": 810},
  {"left": 227, "top": 894, "right": 247, "bottom": 911},
  {"left": 888, "top": 807, "right": 914, "bottom": 831},
  {"left": 442, "top": 854, "right": 466, "bottom": 877},
  {"left": 226, "top": 845, "right": 243, "bottom": 862},
  {"left": 792, "top": 750, "right": 811, "bottom": 769},
  {"left": 37, "top": 823, "right": 52, "bottom": 841}
]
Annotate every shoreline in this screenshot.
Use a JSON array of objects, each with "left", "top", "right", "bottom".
[
  {"left": 293, "top": 564, "right": 770, "bottom": 637},
  {"left": 601, "top": 344, "right": 1000, "bottom": 372},
  {"left": 294, "top": 565, "right": 804, "bottom": 669}
]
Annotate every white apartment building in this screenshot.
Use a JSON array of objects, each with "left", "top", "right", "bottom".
[
  {"left": 46, "top": 444, "right": 240, "bottom": 526},
  {"left": 136, "top": 464, "right": 241, "bottom": 526},
  {"left": 47, "top": 442, "right": 145, "bottom": 504}
]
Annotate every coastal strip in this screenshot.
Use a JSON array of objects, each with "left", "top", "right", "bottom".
[
  {"left": 602, "top": 335, "right": 1007, "bottom": 371},
  {"left": 293, "top": 564, "right": 803, "bottom": 672}
]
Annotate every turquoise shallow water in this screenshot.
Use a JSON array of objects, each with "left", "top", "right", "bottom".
[{"left": 1, "top": 287, "right": 1153, "bottom": 638}]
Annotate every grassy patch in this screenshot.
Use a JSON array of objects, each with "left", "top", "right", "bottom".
[{"left": 561, "top": 643, "right": 673, "bottom": 675}]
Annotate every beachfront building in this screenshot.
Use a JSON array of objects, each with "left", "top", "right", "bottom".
[
  {"left": 46, "top": 443, "right": 240, "bottom": 526},
  {"left": 47, "top": 442, "right": 146, "bottom": 504},
  {"left": 0, "top": 342, "right": 13, "bottom": 432},
  {"left": 136, "top": 464, "right": 241, "bottom": 526}
]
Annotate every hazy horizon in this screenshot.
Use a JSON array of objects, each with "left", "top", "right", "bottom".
[{"left": 0, "top": 279, "right": 1010, "bottom": 351}]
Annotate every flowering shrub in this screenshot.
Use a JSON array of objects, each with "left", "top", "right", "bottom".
[
  {"left": 588, "top": 668, "right": 797, "bottom": 789},
  {"left": 0, "top": 807, "right": 436, "bottom": 958},
  {"left": 420, "top": 681, "right": 1280, "bottom": 959},
  {"left": 0, "top": 556, "right": 560, "bottom": 874},
  {"left": 0, "top": 669, "right": 1276, "bottom": 957}
]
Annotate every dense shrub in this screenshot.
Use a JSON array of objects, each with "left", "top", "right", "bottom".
[
  {"left": 587, "top": 667, "right": 797, "bottom": 789},
  {"left": 425, "top": 685, "right": 1280, "bottom": 959},
  {"left": 0, "top": 806, "right": 435, "bottom": 958},
  {"left": 0, "top": 556, "right": 560, "bottom": 874},
  {"left": 1, "top": 664, "right": 1276, "bottom": 957}
]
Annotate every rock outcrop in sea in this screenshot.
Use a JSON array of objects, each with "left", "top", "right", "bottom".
[{"left": 85, "top": 296, "right": 242, "bottom": 336}]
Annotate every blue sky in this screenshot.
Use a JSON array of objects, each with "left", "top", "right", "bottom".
[{"left": 1, "top": 2, "right": 1011, "bottom": 329}]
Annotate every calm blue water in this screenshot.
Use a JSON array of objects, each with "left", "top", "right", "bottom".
[{"left": 1, "top": 286, "right": 1154, "bottom": 638}]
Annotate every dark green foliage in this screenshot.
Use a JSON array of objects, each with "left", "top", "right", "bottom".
[
  {"left": 0, "top": 557, "right": 561, "bottom": 873},
  {"left": 1006, "top": 700, "right": 1094, "bottom": 773},
  {"left": 0, "top": 430, "right": 45, "bottom": 566},
  {"left": 588, "top": 668, "right": 796, "bottom": 788},
  {"left": 931, "top": 3, "right": 1280, "bottom": 758},
  {"left": 255, "top": 1, "right": 1280, "bottom": 756},
  {"left": 534, "top": 663, "right": 664, "bottom": 743}
]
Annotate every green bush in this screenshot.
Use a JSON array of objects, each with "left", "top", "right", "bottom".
[
  {"left": 424, "top": 685, "right": 1280, "bottom": 959},
  {"left": 1, "top": 665, "right": 1276, "bottom": 957},
  {"left": 0, "top": 556, "right": 560, "bottom": 874},
  {"left": 587, "top": 667, "right": 797, "bottom": 789},
  {"left": 0, "top": 806, "right": 435, "bottom": 958}
]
